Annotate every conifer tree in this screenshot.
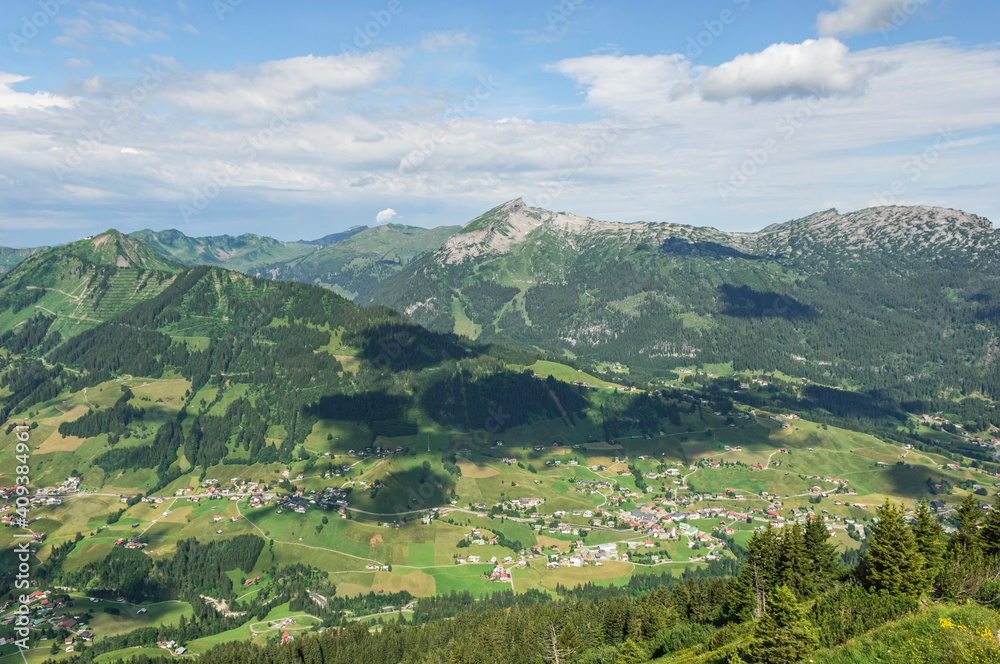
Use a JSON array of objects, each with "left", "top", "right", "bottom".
[
  {"left": 911, "top": 498, "right": 945, "bottom": 590},
  {"left": 980, "top": 494, "right": 1000, "bottom": 557},
  {"left": 749, "top": 584, "right": 819, "bottom": 664},
  {"left": 670, "top": 579, "right": 690, "bottom": 621},
  {"left": 615, "top": 638, "right": 648, "bottom": 664},
  {"left": 778, "top": 523, "right": 810, "bottom": 600},
  {"left": 949, "top": 493, "right": 983, "bottom": 557},
  {"left": 804, "top": 517, "right": 839, "bottom": 594},
  {"left": 861, "top": 498, "right": 925, "bottom": 597},
  {"left": 735, "top": 525, "right": 781, "bottom": 619}
]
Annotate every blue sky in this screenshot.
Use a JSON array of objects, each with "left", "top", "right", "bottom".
[{"left": 1, "top": 0, "right": 998, "bottom": 246}]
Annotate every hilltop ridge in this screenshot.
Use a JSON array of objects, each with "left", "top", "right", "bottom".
[{"left": 46, "top": 229, "right": 187, "bottom": 272}]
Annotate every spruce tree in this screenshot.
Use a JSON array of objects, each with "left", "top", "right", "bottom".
[
  {"left": 804, "top": 517, "right": 839, "bottom": 593},
  {"left": 980, "top": 494, "right": 1000, "bottom": 557},
  {"left": 949, "top": 493, "right": 983, "bottom": 557},
  {"left": 615, "top": 638, "right": 648, "bottom": 664},
  {"left": 861, "top": 498, "right": 925, "bottom": 597},
  {"left": 735, "top": 524, "right": 781, "bottom": 619},
  {"left": 911, "top": 497, "right": 945, "bottom": 591},
  {"left": 778, "top": 523, "right": 811, "bottom": 600},
  {"left": 749, "top": 584, "right": 819, "bottom": 664}
]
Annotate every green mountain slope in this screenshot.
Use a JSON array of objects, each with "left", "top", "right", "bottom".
[
  {"left": 0, "top": 232, "right": 184, "bottom": 344},
  {"left": 55, "top": 229, "right": 188, "bottom": 272},
  {"left": 0, "top": 244, "right": 578, "bottom": 491},
  {"left": 129, "top": 228, "right": 315, "bottom": 272},
  {"left": 248, "top": 223, "right": 462, "bottom": 299},
  {"left": 365, "top": 199, "right": 1000, "bottom": 400}
]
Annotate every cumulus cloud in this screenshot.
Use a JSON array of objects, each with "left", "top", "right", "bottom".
[
  {"left": 818, "top": 0, "right": 930, "bottom": 37},
  {"left": 549, "top": 54, "right": 696, "bottom": 122},
  {"left": 701, "top": 39, "right": 871, "bottom": 101},
  {"left": 375, "top": 208, "right": 397, "bottom": 224},
  {"left": 553, "top": 39, "right": 872, "bottom": 116}
]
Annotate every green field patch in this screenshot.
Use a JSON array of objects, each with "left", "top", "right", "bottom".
[{"left": 528, "top": 360, "right": 628, "bottom": 391}]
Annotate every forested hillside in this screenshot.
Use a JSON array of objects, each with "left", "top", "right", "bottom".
[{"left": 365, "top": 200, "right": 1000, "bottom": 402}]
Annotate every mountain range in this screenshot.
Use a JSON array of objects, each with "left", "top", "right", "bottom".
[
  {"left": 2, "top": 200, "right": 998, "bottom": 402},
  {"left": 363, "top": 199, "right": 1000, "bottom": 401}
]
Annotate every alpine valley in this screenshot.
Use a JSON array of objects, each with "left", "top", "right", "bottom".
[{"left": 2, "top": 201, "right": 1000, "bottom": 664}]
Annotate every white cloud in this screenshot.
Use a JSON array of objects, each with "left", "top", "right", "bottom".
[
  {"left": 552, "top": 39, "right": 873, "bottom": 119},
  {"left": 1, "top": 41, "right": 997, "bottom": 240},
  {"left": 375, "top": 208, "right": 397, "bottom": 224},
  {"left": 181, "top": 23, "right": 198, "bottom": 35},
  {"left": 818, "top": 0, "right": 930, "bottom": 37},
  {"left": 0, "top": 73, "right": 75, "bottom": 110},
  {"left": 549, "top": 54, "right": 695, "bottom": 123},
  {"left": 66, "top": 59, "right": 95, "bottom": 69},
  {"left": 150, "top": 54, "right": 180, "bottom": 70},
  {"left": 418, "top": 31, "right": 479, "bottom": 52},
  {"left": 162, "top": 52, "right": 399, "bottom": 118},
  {"left": 701, "top": 39, "right": 872, "bottom": 101},
  {"left": 52, "top": 16, "right": 94, "bottom": 48},
  {"left": 99, "top": 19, "right": 168, "bottom": 46}
]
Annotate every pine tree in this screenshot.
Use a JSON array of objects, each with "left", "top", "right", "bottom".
[
  {"left": 804, "top": 517, "right": 839, "bottom": 594},
  {"left": 911, "top": 498, "right": 945, "bottom": 591},
  {"left": 861, "top": 499, "right": 925, "bottom": 597},
  {"left": 778, "top": 523, "right": 811, "bottom": 600},
  {"left": 749, "top": 584, "right": 819, "bottom": 664}
]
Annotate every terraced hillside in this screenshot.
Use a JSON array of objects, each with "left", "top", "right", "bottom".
[{"left": 0, "top": 232, "right": 182, "bottom": 343}]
